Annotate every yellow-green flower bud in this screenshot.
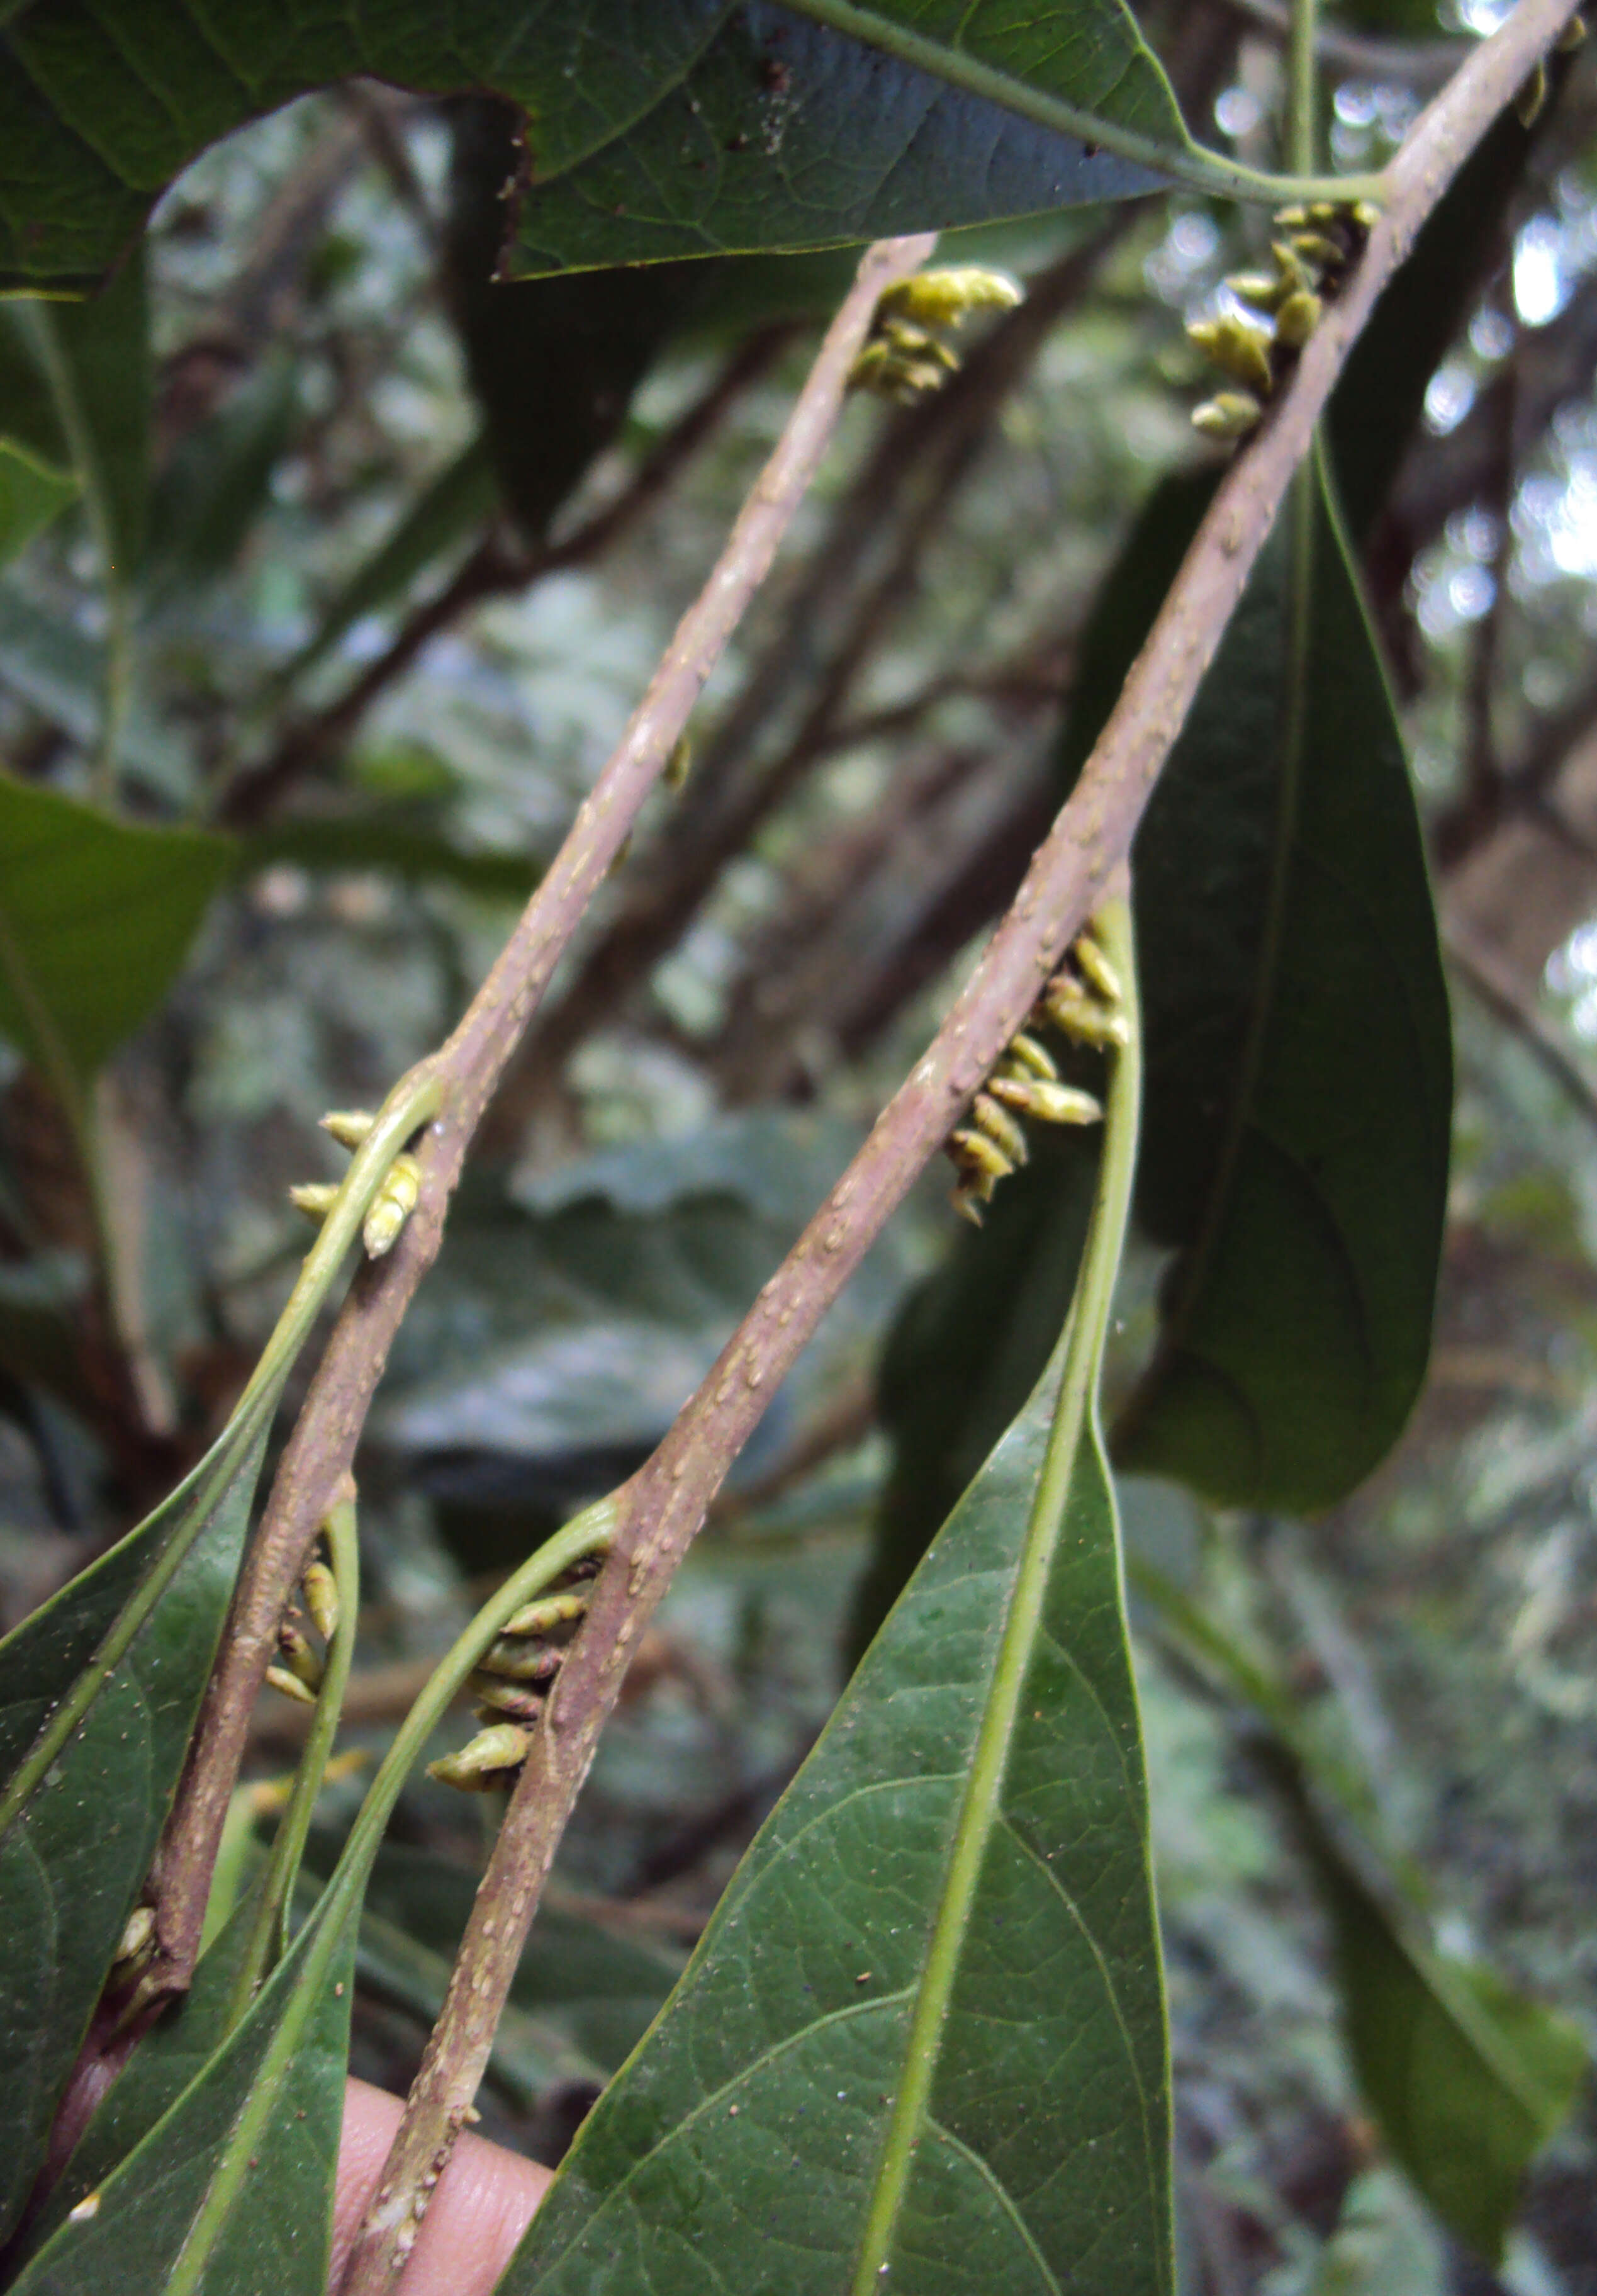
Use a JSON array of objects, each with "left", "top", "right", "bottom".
[
  {"left": 1191, "top": 391, "right": 1262, "bottom": 441},
  {"left": 363, "top": 1151, "right": 422, "bottom": 1259},
  {"left": 320, "top": 1109, "right": 376, "bottom": 1151},
  {"left": 428, "top": 1723, "right": 532, "bottom": 1792},
  {"left": 1186, "top": 315, "right": 1274, "bottom": 397}
]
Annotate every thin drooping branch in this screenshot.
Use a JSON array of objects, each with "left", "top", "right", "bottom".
[
  {"left": 337, "top": 9, "right": 1581, "bottom": 2284},
  {"left": 1445, "top": 918, "right": 1597, "bottom": 1134},
  {"left": 145, "top": 233, "right": 936, "bottom": 1998},
  {"left": 219, "top": 324, "right": 793, "bottom": 827}
]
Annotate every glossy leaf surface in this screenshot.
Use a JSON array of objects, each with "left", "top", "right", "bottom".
[
  {"left": 0, "top": 772, "right": 232, "bottom": 1086},
  {"left": 0, "top": 1, "right": 1180, "bottom": 291},
  {"left": 501, "top": 907, "right": 1170, "bottom": 2296},
  {"left": 1098, "top": 453, "right": 1451, "bottom": 1508},
  {"left": 0, "top": 1422, "right": 269, "bottom": 2237}
]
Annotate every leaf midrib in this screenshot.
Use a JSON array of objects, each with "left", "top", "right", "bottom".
[{"left": 848, "top": 902, "right": 1143, "bottom": 2293}]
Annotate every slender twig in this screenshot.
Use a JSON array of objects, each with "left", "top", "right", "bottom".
[
  {"left": 145, "top": 234, "right": 937, "bottom": 2001},
  {"left": 337, "top": 11, "right": 1580, "bottom": 2282},
  {"left": 1288, "top": 0, "right": 1320, "bottom": 175},
  {"left": 479, "top": 218, "right": 1129, "bottom": 1148},
  {"left": 219, "top": 325, "right": 793, "bottom": 826},
  {"left": 1226, "top": 0, "right": 1467, "bottom": 86},
  {"left": 1445, "top": 916, "right": 1597, "bottom": 1134}
]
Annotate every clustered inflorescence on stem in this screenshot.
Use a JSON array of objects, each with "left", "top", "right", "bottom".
[
  {"left": 334, "top": 6, "right": 1581, "bottom": 2283},
  {"left": 61, "top": 1, "right": 1574, "bottom": 2283},
  {"left": 146, "top": 229, "right": 938, "bottom": 2008}
]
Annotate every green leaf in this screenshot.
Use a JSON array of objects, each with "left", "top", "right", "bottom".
[
  {"left": 1277, "top": 1757, "right": 1587, "bottom": 2265},
  {"left": 855, "top": 1128, "right": 1097, "bottom": 1660},
  {"left": 0, "top": 1418, "right": 270, "bottom": 2238},
  {"left": 0, "top": 305, "right": 69, "bottom": 470},
  {"left": 0, "top": 771, "right": 233, "bottom": 1089},
  {"left": 12, "top": 1499, "right": 619, "bottom": 2296},
  {"left": 21, "top": 1894, "right": 269, "bottom": 2252},
  {"left": 1330, "top": 109, "right": 1536, "bottom": 547},
  {"left": 143, "top": 353, "right": 298, "bottom": 592},
  {"left": 1097, "top": 449, "right": 1451, "bottom": 1510},
  {"left": 0, "top": 2, "right": 1192, "bottom": 294},
  {"left": 500, "top": 901, "right": 1172, "bottom": 2296},
  {"left": 505, "top": 4, "right": 1172, "bottom": 276},
  {"left": 1304, "top": 2169, "right": 1445, "bottom": 2296},
  {"left": 244, "top": 817, "right": 539, "bottom": 905},
  {"left": 0, "top": 439, "right": 76, "bottom": 566},
  {"left": 19, "top": 247, "right": 150, "bottom": 580},
  {"left": 1134, "top": 1563, "right": 1587, "bottom": 2265},
  {"left": 8, "top": 1882, "right": 357, "bottom": 2296}
]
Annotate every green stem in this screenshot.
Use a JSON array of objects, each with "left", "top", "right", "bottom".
[
  {"left": 228, "top": 1066, "right": 442, "bottom": 1425},
  {"left": 780, "top": 0, "right": 1385, "bottom": 206},
  {"left": 1288, "top": 0, "right": 1320, "bottom": 175},
  {"left": 228, "top": 1494, "right": 362, "bottom": 2023},
  {"left": 25, "top": 304, "right": 133, "bottom": 803},
  {"left": 163, "top": 1495, "right": 617, "bottom": 2296},
  {"left": 0, "top": 1065, "right": 440, "bottom": 1838},
  {"left": 851, "top": 894, "right": 1143, "bottom": 2293}
]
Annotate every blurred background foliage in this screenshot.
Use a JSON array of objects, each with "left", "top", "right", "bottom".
[{"left": 1, "top": 2, "right": 1596, "bottom": 2288}]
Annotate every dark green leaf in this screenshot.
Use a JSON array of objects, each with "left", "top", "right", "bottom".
[
  {"left": 1330, "top": 110, "right": 1535, "bottom": 546},
  {"left": 501, "top": 914, "right": 1171, "bottom": 2296},
  {"left": 0, "top": 1, "right": 1182, "bottom": 293},
  {"left": 448, "top": 103, "right": 700, "bottom": 540},
  {"left": 1330, "top": 0, "right": 1457, "bottom": 30},
  {"left": 0, "top": 772, "right": 232, "bottom": 1089},
  {"left": 244, "top": 817, "right": 539, "bottom": 905},
  {"left": 1135, "top": 1562, "right": 1586, "bottom": 2265},
  {"left": 855, "top": 1128, "right": 1097, "bottom": 1660},
  {"left": 143, "top": 354, "right": 298, "bottom": 592},
  {"left": 0, "top": 439, "right": 77, "bottom": 566},
  {"left": 0, "top": 3, "right": 728, "bottom": 291},
  {"left": 1097, "top": 451, "right": 1451, "bottom": 1510},
  {"left": 8, "top": 1885, "right": 356, "bottom": 2296},
  {"left": 0, "top": 1420, "right": 269, "bottom": 2237},
  {"left": 0, "top": 305, "right": 69, "bottom": 470},
  {"left": 1279, "top": 1757, "right": 1586, "bottom": 2263},
  {"left": 22, "top": 1896, "right": 266, "bottom": 2249},
  {"left": 506, "top": 6, "right": 1169, "bottom": 276},
  {"left": 22, "top": 248, "right": 150, "bottom": 579}
]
